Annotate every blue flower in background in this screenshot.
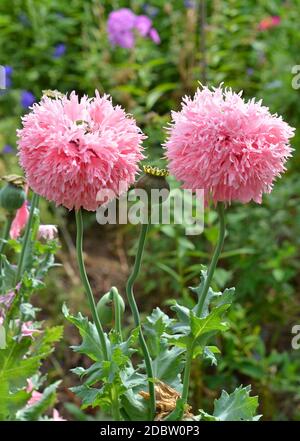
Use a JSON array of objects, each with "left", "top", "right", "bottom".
[
  {"left": 184, "top": 0, "right": 196, "bottom": 8},
  {"left": 21, "top": 91, "right": 36, "bottom": 108},
  {"left": 142, "top": 4, "right": 159, "bottom": 17},
  {"left": 2, "top": 144, "right": 14, "bottom": 154},
  {"left": 19, "top": 12, "right": 30, "bottom": 26},
  {"left": 4, "top": 66, "right": 13, "bottom": 88},
  {"left": 53, "top": 43, "right": 66, "bottom": 58}
]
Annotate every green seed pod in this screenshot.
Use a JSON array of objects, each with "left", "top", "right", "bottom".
[
  {"left": 135, "top": 165, "right": 170, "bottom": 205},
  {"left": 0, "top": 183, "right": 26, "bottom": 212},
  {"left": 96, "top": 288, "right": 125, "bottom": 325}
]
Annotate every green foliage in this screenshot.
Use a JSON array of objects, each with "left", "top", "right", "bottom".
[
  {"left": 0, "top": 0, "right": 299, "bottom": 422},
  {"left": 199, "top": 385, "right": 260, "bottom": 421},
  {"left": 17, "top": 381, "right": 61, "bottom": 421},
  {"left": 0, "top": 326, "right": 63, "bottom": 420},
  {"left": 63, "top": 304, "right": 146, "bottom": 416}
]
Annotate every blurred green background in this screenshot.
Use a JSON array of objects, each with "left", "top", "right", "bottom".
[{"left": 0, "top": 0, "right": 300, "bottom": 421}]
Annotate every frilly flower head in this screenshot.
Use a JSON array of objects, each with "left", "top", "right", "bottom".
[
  {"left": 37, "top": 225, "right": 58, "bottom": 241},
  {"left": 17, "top": 91, "right": 145, "bottom": 211},
  {"left": 165, "top": 85, "right": 294, "bottom": 204}
]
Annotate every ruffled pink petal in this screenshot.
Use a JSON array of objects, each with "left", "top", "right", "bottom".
[
  {"left": 17, "top": 91, "right": 145, "bottom": 211},
  {"left": 165, "top": 85, "right": 294, "bottom": 205}
]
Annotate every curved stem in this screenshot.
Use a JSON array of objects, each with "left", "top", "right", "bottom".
[
  {"left": 75, "top": 209, "right": 108, "bottom": 360},
  {"left": 125, "top": 223, "right": 156, "bottom": 420},
  {"left": 15, "top": 192, "right": 40, "bottom": 283},
  {"left": 0, "top": 214, "right": 13, "bottom": 255},
  {"left": 195, "top": 202, "right": 226, "bottom": 316}
]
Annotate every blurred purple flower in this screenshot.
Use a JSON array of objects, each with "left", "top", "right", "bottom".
[
  {"left": 0, "top": 291, "right": 15, "bottom": 309},
  {"left": 184, "top": 0, "right": 196, "bottom": 8},
  {"left": 107, "top": 8, "right": 136, "bottom": 49},
  {"left": 21, "top": 91, "right": 36, "bottom": 108},
  {"left": 107, "top": 8, "right": 160, "bottom": 48},
  {"left": 53, "top": 43, "right": 66, "bottom": 58},
  {"left": 135, "top": 15, "right": 153, "bottom": 37},
  {"left": 149, "top": 28, "right": 160, "bottom": 44},
  {"left": 2, "top": 144, "right": 14, "bottom": 154},
  {"left": 4, "top": 66, "right": 13, "bottom": 88}
]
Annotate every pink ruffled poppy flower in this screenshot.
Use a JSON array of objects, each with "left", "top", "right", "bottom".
[
  {"left": 165, "top": 85, "right": 294, "bottom": 204},
  {"left": 17, "top": 91, "right": 145, "bottom": 211}
]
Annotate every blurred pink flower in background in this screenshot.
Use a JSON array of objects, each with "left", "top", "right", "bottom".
[
  {"left": 107, "top": 8, "right": 136, "bottom": 48},
  {"left": 26, "top": 379, "right": 43, "bottom": 406},
  {"left": 258, "top": 16, "right": 281, "bottom": 31},
  {"left": 107, "top": 8, "right": 160, "bottom": 48},
  {"left": 38, "top": 225, "right": 58, "bottom": 241},
  {"left": 165, "top": 85, "right": 294, "bottom": 205},
  {"left": 17, "top": 91, "right": 145, "bottom": 211},
  {"left": 0, "top": 290, "right": 15, "bottom": 309},
  {"left": 135, "top": 15, "right": 152, "bottom": 36},
  {"left": 149, "top": 28, "right": 161, "bottom": 44},
  {"left": 52, "top": 409, "right": 66, "bottom": 421},
  {"left": 10, "top": 200, "right": 29, "bottom": 239},
  {"left": 19, "top": 321, "right": 42, "bottom": 339}
]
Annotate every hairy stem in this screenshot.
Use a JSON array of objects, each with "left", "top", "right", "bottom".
[
  {"left": 75, "top": 209, "right": 108, "bottom": 360},
  {"left": 111, "top": 286, "right": 123, "bottom": 340},
  {"left": 195, "top": 202, "right": 226, "bottom": 316},
  {"left": 0, "top": 214, "right": 13, "bottom": 255},
  {"left": 15, "top": 192, "right": 40, "bottom": 283},
  {"left": 180, "top": 203, "right": 226, "bottom": 417},
  {"left": 125, "top": 223, "right": 155, "bottom": 420}
]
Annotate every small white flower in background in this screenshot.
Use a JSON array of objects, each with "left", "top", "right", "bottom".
[{"left": 38, "top": 225, "right": 58, "bottom": 241}]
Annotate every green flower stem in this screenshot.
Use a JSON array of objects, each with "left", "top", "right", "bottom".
[
  {"left": 179, "top": 202, "right": 226, "bottom": 417},
  {"left": 111, "top": 286, "right": 123, "bottom": 340},
  {"left": 75, "top": 209, "right": 108, "bottom": 360},
  {"left": 0, "top": 214, "right": 13, "bottom": 255},
  {"left": 126, "top": 222, "right": 156, "bottom": 420},
  {"left": 15, "top": 192, "right": 40, "bottom": 283},
  {"left": 111, "top": 385, "right": 121, "bottom": 421},
  {"left": 181, "top": 341, "right": 195, "bottom": 406},
  {"left": 195, "top": 202, "right": 226, "bottom": 317}
]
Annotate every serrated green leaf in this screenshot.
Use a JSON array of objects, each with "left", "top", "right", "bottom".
[
  {"left": 200, "top": 385, "right": 261, "bottom": 421},
  {"left": 190, "top": 305, "right": 230, "bottom": 340},
  {"left": 152, "top": 346, "right": 184, "bottom": 391},
  {"left": 0, "top": 325, "right": 62, "bottom": 419},
  {"left": 0, "top": 255, "right": 17, "bottom": 293},
  {"left": 63, "top": 304, "right": 104, "bottom": 361}
]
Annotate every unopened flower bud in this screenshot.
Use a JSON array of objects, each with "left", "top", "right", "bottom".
[
  {"left": 0, "top": 175, "right": 26, "bottom": 212},
  {"left": 96, "top": 287, "right": 125, "bottom": 325},
  {"left": 135, "top": 165, "right": 170, "bottom": 205}
]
